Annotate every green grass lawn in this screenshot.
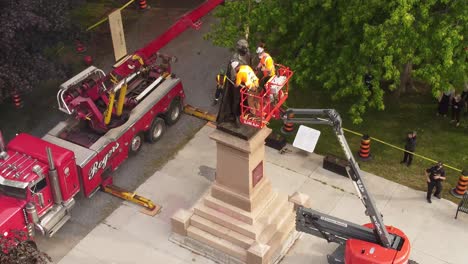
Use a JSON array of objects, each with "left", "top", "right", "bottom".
[{"left": 269, "top": 87, "right": 468, "bottom": 204}]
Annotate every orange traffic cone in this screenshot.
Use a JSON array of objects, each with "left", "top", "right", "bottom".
[
  {"left": 358, "top": 134, "right": 372, "bottom": 161},
  {"left": 281, "top": 112, "right": 295, "bottom": 134},
  {"left": 139, "top": 0, "right": 148, "bottom": 9},
  {"left": 451, "top": 170, "right": 468, "bottom": 198},
  {"left": 75, "top": 40, "right": 86, "bottom": 53},
  {"left": 11, "top": 90, "right": 23, "bottom": 109},
  {"left": 84, "top": 55, "right": 93, "bottom": 66}
]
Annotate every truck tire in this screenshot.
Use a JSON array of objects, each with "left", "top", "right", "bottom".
[
  {"left": 129, "top": 133, "right": 144, "bottom": 155},
  {"left": 408, "top": 260, "right": 419, "bottom": 264},
  {"left": 145, "top": 117, "right": 166, "bottom": 143},
  {"left": 164, "top": 98, "right": 182, "bottom": 125}
]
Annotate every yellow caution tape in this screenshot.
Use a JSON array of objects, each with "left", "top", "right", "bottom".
[
  {"left": 342, "top": 127, "right": 463, "bottom": 173},
  {"left": 86, "top": 0, "right": 136, "bottom": 32}
]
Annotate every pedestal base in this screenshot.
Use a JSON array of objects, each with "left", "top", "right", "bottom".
[{"left": 171, "top": 189, "right": 309, "bottom": 264}]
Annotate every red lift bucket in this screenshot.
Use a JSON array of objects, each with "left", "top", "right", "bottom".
[{"left": 240, "top": 64, "right": 293, "bottom": 128}]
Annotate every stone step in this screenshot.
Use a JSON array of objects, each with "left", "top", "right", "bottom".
[
  {"left": 258, "top": 203, "right": 294, "bottom": 244},
  {"left": 254, "top": 193, "right": 290, "bottom": 233},
  {"left": 187, "top": 226, "right": 247, "bottom": 262},
  {"left": 194, "top": 202, "right": 258, "bottom": 239},
  {"left": 191, "top": 214, "right": 255, "bottom": 249},
  {"left": 265, "top": 213, "right": 296, "bottom": 261},
  {"left": 204, "top": 191, "right": 277, "bottom": 225}
]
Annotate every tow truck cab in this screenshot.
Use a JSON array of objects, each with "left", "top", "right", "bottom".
[{"left": 0, "top": 133, "right": 79, "bottom": 242}]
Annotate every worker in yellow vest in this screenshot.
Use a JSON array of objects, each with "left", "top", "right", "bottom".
[
  {"left": 232, "top": 61, "right": 260, "bottom": 116},
  {"left": 255, "top": 44, "right": 276, "bottom": 88},
  {"left": 213, "top": 69, "right": 227, "bottom": 105}
]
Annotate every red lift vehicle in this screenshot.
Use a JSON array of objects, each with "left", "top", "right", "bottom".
[
  {"left": 238, "top": 65, "right": 414, "bottom": 263},
  {"left": 0, "top": 0, "right": 223, "bottom": 247}
]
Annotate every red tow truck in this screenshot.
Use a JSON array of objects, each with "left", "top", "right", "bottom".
[{"left": 0, "top": 0, "right": 223, "bottom": 247}]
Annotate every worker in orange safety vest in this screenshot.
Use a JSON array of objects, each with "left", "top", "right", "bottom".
[
  {"left": 255, "top": 43, "right": 276, "bottom": 88},
  {"left": 232, "top": 61, "right": 260, "bottom": 116}
]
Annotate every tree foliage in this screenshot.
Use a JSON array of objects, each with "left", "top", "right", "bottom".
[
  {"left": 0, "top": 0, "right": 76, "bottom": 104},
  {"left": 0, "top": 230, "right": 51, "bottom": 264},
  {"left": 207, "top": 0, "right": 467, "bottom": 123}
]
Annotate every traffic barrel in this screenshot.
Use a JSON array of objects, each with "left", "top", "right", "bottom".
[
  {"left": 358, "top": 134, "right": 372, "bottom": 161},
  {"left": 139, "top": 0, "right": 148, "bottom": 10},
  {"left": 281, "top": 112, "right": 295, "bottom": 134},
  {"left": 11, "top": 90, "right": 23, "bottom": 109},
  {"left": 84, "top": 55, "right": 93, "bottom": 66},
  {"left": 451, "top": 170, "right": 468, "bottom": 198},
  {"left": 75, "top": 39, "right": 86, "bottom": 53}
]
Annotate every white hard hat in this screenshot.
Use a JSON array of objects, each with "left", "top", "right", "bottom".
[
  {"left": 256, "top": 47, "right": 264, "bottom": 54},
  {"left": 231, "top": 61, "right": 240, "bottom": 70}
]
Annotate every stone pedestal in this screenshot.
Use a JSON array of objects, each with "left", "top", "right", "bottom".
[{"left": 171, "top": 127, "right": 309, "bottom": 264}]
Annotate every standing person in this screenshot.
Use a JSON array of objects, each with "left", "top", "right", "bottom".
[
  {"left": 212, "top": 70, "right": 226, "bottom": 106},
  {"left": 255, "top": 43, "right": 276, "bottom": 88},
  {"left": 400, "top": 131, "right": 416, "bottom": 166},
  {"left": 437, "top": 90, "right": 453, "bottom": 117},
  {"left": 450, "top": 95, "right": 462, "bottom": 127},
  {"left": 425, "top": 162, "right": 446, "bottom": 203},
  {"left": 461, "top": 85, "right": 468, "bottom": 116},
  {"left": 232, "top": 61, "right": 260, "bottom": 116}
]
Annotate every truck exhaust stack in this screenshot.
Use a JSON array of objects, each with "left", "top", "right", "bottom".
[
  {"left": 46, "top": 147, "right": 63, "bottom": 205},
  {"left": 0, "top": 130, "right": 8, "bottom": 160}
]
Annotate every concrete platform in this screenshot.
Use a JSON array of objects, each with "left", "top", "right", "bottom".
[{"left": 58, "top": 124, "right": 468, "bottom": 264}]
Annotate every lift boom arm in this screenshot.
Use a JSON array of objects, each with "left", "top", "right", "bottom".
[{"left": 283, "top": 108, "right": 393, "bottom": 248}]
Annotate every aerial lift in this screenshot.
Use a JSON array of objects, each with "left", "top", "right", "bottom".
[
  {"left": 282, "top": 109, "right": 413, "bottom": 264},
  {"left": 234, "top": 66, "right": 414, "bottom": 263}
]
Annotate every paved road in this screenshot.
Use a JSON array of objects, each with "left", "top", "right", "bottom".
[{"left": 35, "top": 2, "right": 230, "bottom": 262}]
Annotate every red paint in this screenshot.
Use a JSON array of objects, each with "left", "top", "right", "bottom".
[{"left": 346, "top": 224, "right": 410, "bottom": 264}]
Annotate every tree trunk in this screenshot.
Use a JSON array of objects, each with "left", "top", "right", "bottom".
[{"left": 397, "top": 62, "right": 414, "bottom": 97}]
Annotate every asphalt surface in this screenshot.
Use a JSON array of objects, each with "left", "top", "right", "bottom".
[{"left": 33, "top": 2, "right": 230, "bottom": 262}]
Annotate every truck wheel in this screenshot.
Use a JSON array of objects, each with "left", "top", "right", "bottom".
[
  {"left": 129, "top": 133, "right": 143, "bottom": 155},
  {"left": 145, "top": 117, "right": 166, "bottom": 143},
  {"left": 165, "top": 99, "right": 182, "bottom": 125}
]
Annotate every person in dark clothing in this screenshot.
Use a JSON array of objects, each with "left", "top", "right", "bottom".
[
  {"left": 461, "top": 86, "right": 468, "bottom": 116},
  {"left": 212, "top": 70, "right": 226, "bottom": 106},
  {"left": 400, "top": 131, "right": 416, "bottom": 166},
  {"left": 437, "top": 90, "right": 452, "bottom": 116},
  {"left": 425, "top": 162, "right": 446, "bottom": 203},
  {"left": 450, "top": 95, "right": 462, "bottom": 127}
]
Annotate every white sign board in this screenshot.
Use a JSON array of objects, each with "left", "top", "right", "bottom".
[
  {"left": 292, "top": 125, "right": 321, "bottom": 153},
  {"left": 108, "top": 9, "right": 127, "bottom": 62}
]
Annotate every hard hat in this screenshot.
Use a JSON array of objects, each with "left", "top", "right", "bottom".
[
  {"left": 256, "top": 46, "right": 264, "bottom": 54},
  {"left": 231, "top": 61, "right": 240, "bottom": 70}
]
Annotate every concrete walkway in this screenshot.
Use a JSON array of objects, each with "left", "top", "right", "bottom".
[{"left": 58, "top": 124, "right": 468, "bottom": 264}]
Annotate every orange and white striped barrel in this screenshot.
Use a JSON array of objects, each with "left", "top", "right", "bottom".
[
  {"left": 139, "top": 0, "right": 148, "bottom": 9},
  {"left": 358, "top": 134, "right": 372, "bottom": 161},
  {"left": 451, "top": 170, "right": 468, "bottom": 198},
  {"left": 11, "top": 90, "right": 23, "bottom": 109},
  {"left": 281, "top": 112, "right": 295, "bottom": 134}
]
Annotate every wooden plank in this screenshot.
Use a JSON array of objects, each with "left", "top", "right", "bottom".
[{"left": 108, "top": 9, "right": 127, "bottom": 62}]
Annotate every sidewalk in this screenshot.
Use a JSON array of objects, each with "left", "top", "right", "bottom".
[{"left": 58, "top": 124, "right": 468, "bottom": 264}]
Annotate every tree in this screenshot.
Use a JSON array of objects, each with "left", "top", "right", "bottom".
[
  {"left": 0, "top": 0, "right": 76, "bottom": 104},
  {"left": 0, "top": 230, "right": 51, "bottom": 264},
  {"left": 207, "top": 0, "right": 467, "bottom": 123}
]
